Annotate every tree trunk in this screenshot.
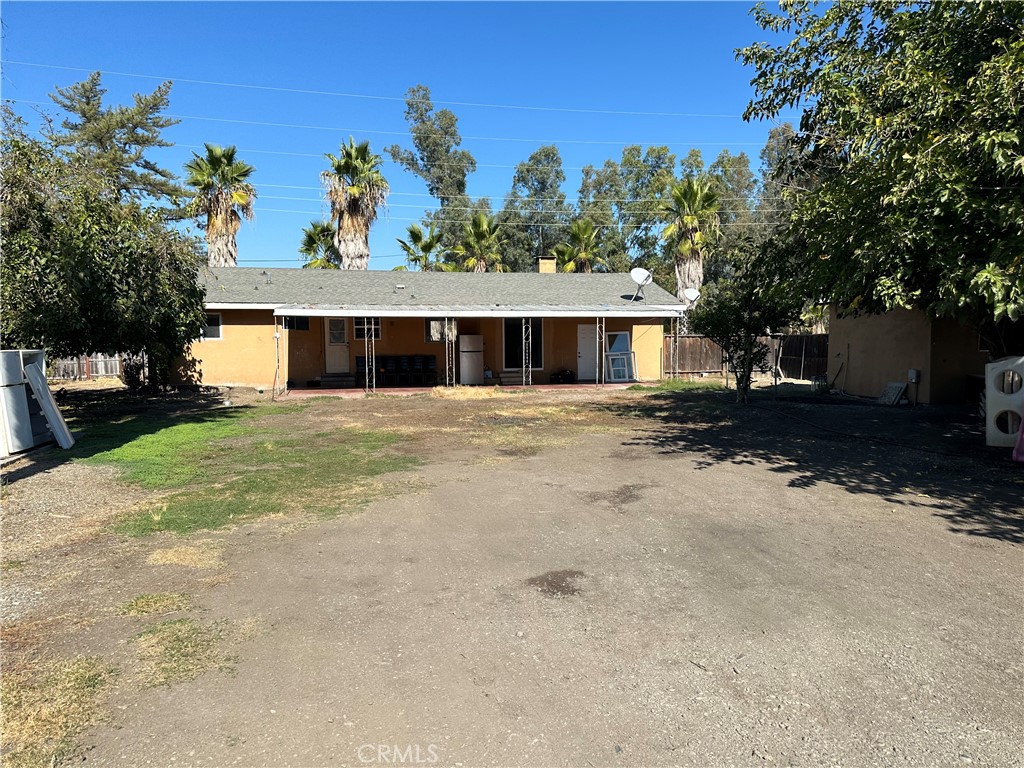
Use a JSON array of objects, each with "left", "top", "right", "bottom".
[
  {"left": 674, "top": 253, "right": 703, "bottom": 308},
  {"left": 334, "top": 231, "right": 370, "bottom": 270},
  {"left": 208, "top": 233, "right": 237, "bottom": 267}
]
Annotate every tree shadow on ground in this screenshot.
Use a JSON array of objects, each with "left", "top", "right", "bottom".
[
  {"left": 1, "top": 388, "right": 248, "bottom": 487},
  {"left": 606, "top": 390, "right": 1024, "bottom": 544}
]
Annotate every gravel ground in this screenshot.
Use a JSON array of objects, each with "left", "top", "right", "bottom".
[{"left": 2, "top": 385, "right": 1021, "bottom": 767}]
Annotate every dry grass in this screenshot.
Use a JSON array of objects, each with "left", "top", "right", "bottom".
[
  {"left": 0, "top": 655, "right": 114, "bottom": 768},
  {"left": 430, "top": 385, "right": 529, "bottom": 400},
  {"left": 131, "top": 618, "right": 233, "bottom": 687},
  {"left": 147, "top": 540, "right": 224, "bottom": 569},
  {"left": 117, "top": 592, "right": 192, "bottom": 616},
  {"left": 130, "top": 616, "right": 264, "bottom": 688}
]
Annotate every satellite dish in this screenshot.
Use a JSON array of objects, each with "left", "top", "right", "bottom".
[
  {"left": 630, "top": 268, "right": 653, "bottom": 302},
  {"left": 683, "top": 287, "right": 701, "bottom": 303},
  {"left": 630, "top": 268, "right": 653, "bottom": 286}
]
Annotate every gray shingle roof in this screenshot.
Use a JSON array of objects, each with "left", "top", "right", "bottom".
[{"left": 203, "top": 268, "right": 684, "bottom": 315}]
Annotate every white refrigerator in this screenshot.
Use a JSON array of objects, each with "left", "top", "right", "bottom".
[{"left": 459, "top": 335, "right": 484, "bottom": 385}]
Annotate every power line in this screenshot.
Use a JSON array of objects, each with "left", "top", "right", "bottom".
[
  {"left": 6, "top": 98, "right": 767, "bottom": 147},
  {"left": 2, "top": 59, "right": 800, "bottom": 120},
  {"left": 253, "top": 186, "right": 785, "bottom": 204},
  {"left": 256, "top": 207, "right": 781, "bottom": 226},
  {"left": 259, "top": 195, "right": 790, "bottom": 214}
]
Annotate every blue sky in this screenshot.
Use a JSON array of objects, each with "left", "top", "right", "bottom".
[{"left": 1, "top": 1, "right": 791, "bottom": 270}]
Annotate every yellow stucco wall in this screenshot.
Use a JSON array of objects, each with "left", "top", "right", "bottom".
[
  {"left": 827, "top": 307, "right": 987, "bottom": 404},
  {"left": 190, "top": 311, "right": 666, "bottom": 389},
  {"left": 188, "top": 309, "right": 279, "bottom": 389}
]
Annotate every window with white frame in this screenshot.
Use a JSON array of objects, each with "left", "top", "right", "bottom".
[
  {"left": 283, "top": 316, "right": 310, "bottom": 331},
  {"left": 202, "top": 312, "right": 222, "bottom": 340},
  {"left": 353, "top": 317, "right": 382, "bottom": 341}
]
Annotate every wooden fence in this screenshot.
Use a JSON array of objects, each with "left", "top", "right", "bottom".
[
  {"left": 663, "top": 335, "right": 726, "bottom": 376},
  {"left": 664, "top": 333, "right": 828, "bottom": 381},
  {"left": 49, "top": 353, "right": 122, "bottom": 380}
]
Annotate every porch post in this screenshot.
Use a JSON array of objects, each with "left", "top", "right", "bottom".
[
  {"left": 444, "top": 317, "right": 456, "bottom": 387},
  {"left": 522, "top": 318, "right": 532, "bottom": 387},
  {"left": 670, "top": 315, "right": 680, "bottom": 380},
  {"left": 595, "top": 317, "right": 606, "bottom": 386},
  {"left": 364, "top": 318, "right": 376, "bottom": 393}
]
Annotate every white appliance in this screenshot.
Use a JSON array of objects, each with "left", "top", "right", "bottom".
[
  {"left": 459, "top": 335, "right": 484, "bottom": 385},
  {"left": 0, "top": 350, "right": 51, "bottom": 457},
  {"left": 985, "top": 356, "right": 1024, "bottom": 448}
]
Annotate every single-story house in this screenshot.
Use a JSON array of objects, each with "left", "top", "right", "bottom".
[
  {"left": 827, "top": 306, "right": 1021, "bottom": 404},
  {"left": 190, "top": 262, "right": 686, "bottom": 392}
]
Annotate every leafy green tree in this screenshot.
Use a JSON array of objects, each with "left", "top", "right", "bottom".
[
  {"left": 619, "top": 145, "right": 678, "bottom": 272},
  {"left": 576, "top": 145, "right": 677, "bottom": 281},
  {"left": 184, "top": 143, "right": 256, "bottom": 268},
  {"left": 707, "top": 149, "right": 757, "bottom": 279},
  {"left": 660, "top": 176, "right": 722, "bottom": 305},
  {"left": 679, "top": 149, "right": 705, "bottom": 180},
  {"left": 47, "top": 72, "right": 185, "bottom": 204},
  {"left": 1, "top": 109, "right": 205, "bottom": 386},
  {"left": 498, "top": 145, "right": 573, "bottom": 272},
  {"left": 577, "top": 159, "right": 628, "bottom": 270},
  {"left": 689, "top": 251, "right": 802, "bottom": 404},
  {"left": 740, "top": 0, "right": 1024, "bottom": 352},
  {"left": 299, "top": 221, "right": 340, "bottom": 269},
  {"left": 453, "top": 213, "right": 507, "bottom": 273},
  {"left": 386, "top": 85, "right": 480, "bottom": 251},
  {"left": 396, "top": 223, "right": 452, "bottom": 272},
  {"left": 552, "top": 219, "right": 605, "bottom": 273},
  {"left": 322, "top": 137, "right": 390, "bottom": 270}
]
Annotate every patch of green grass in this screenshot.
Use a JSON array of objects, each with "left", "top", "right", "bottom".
[
  {"left": 628, "top": 379, "right": 725, "bottom": 393},
  {"left": 131, "top": 618, "right": 233, "bottom": 687},
  {"left": 0, "top": 655, "right": 114, "bottom": 768},
  {"left": 1, "top": 559, "right": 27, "bottom": 572},
  {"left": 113, "top": 427, "right": 419, "bottom": 536},
  {"left": 117, "top": 593, "right": 192, "bottom": 616}
]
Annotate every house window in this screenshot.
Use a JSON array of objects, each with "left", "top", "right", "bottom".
[
  {"left": 503, "top": 318, "right": 543, "bottom": 370},
  {"left": 424, "top": 319, "right": 454, "bottom": 343},
  {"left": 327, "top": 318, "right": 346, "bottom": 343},
  {"left": 354, "top": 317, "right": 381, "bottom": 341},
  {"left": 282, "top": 316, "right": 310, "bottom": 331},
  {"left": 202, "top": 312, "right": 222, "bottom": 340}
]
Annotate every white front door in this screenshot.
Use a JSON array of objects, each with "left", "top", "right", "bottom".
[
  {"left": 577, "top": 324, "right": 598, "bottom": 381},
  {"left": 324, "top": 319, "right": 350, "bottom": 374}
]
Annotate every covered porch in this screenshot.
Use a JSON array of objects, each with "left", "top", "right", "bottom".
[{"left": 274, "top": 306, "right": 684, "bottom": 393}]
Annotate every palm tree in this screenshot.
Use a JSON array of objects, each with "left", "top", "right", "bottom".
[
  {"left": 551, "top": 218, "right": 605, "bottom": 273},
  {"left": 184, "top": 143, "right": 256, "bottom": 268},
  {"left": 396, "top": 223, "right": 452, "bottom": 272},
  {"left": 453, "top": 213, "right": 507, "bottom": 273},
  {"left": 299, "top": 221, "right": 340, "bottom": 269},
  {"left": 322, "top": 137, "right": 389, "bottom": 270},
  {"left": 660, "top": 176, "right": 722, "bottom": 306}
]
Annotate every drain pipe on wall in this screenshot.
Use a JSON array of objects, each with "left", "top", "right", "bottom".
[{"left": 272, "top": 317, "right": 282, "bottom": 401}]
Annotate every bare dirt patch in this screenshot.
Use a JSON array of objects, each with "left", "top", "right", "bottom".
[{"left": 2, "top": 384, "right": 1021, "bottom": 767}]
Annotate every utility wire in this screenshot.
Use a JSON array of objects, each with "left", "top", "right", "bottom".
[
  {"left": 7, "top": 98, "right": 767, "bottom": 147},
  {"left": 257, "top": 207, "right": 783, "bottom": 226},
  {"left": 2, "top": 59, "right": 801, "bottom": 120}
]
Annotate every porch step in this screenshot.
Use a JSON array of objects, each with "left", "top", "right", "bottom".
[
  {"left": 498, "top": 370, "right": 534, "bottom": 386},
  {"left": 320, "top": 373, "right": 356, "bottom": 389}
]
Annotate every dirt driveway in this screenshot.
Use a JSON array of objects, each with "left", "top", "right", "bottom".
[{"left": 3, "top": 386, "right": 1022, "bottom": 767}]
